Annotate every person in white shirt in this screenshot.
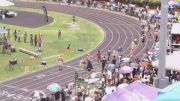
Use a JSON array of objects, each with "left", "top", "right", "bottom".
[{"left": 107, "top": 70, "right": 112, "bottom": 85}]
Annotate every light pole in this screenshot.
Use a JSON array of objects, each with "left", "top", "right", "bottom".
[{"left": 153, "top": 0, "right": 169, "bottom": 89}]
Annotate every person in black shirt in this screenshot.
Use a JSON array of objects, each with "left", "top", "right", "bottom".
[
  {"left": 101, "top": 56, "right": 107, "bottom": 73},
  {"left": 34, "top": 35, "right": 37, "bottom": 47},
  {"left": 61, "top": 89, "right": 66, "bottom": 101},
  {"left": 30, "top": 34, "right": 33, "bottom": 46},
  {"left": 112, "top": 56, "right": 116, "bottom": 65}
]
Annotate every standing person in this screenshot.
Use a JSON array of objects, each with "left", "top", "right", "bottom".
[
  {"left": 61, "top": 89, "right": 66, "bottom": 101},
  {"left": 24, "top": 32, "right": 27, "bottom": 43},
  {"left": 117, "top": 47, "right": 122, "bottom": 55},
  {"left": 101, "top": 56, "right": 107, "bottom": 73},
  {"left": 72, "top": 15, "right": 76, "bottom": 24},
  {"left": 17, "top": 30, "right": 21, "bottom": 42},
  {"left": 107, "top": 48, "right": 111, "bottom": 61},
  {"left": 30, "top": 34, "right": 33, "bottom": 46},
  {"left": 107, "top": 70, "right": 112, "bottom": 86},
  {"left": 112, "top": 56, "right": 116, "bottom": 65},
  {"left": 34, "top": 35, "right": 37, "bottom": 47},
  {"left": 87, "top": 60, "right": 93, "bottom": 72},
  {"left": 130, "top": 49, "right": 135, "bottom": 58},
  {"left": 54, "top": 91, "right": 61, "bottom": 101},
  {"left": 37, "top": 33, "right": 43, "bottom": 51},
  {"left": 13, "top": 30, "right": 17, "bottom": 41},
  {"left": 96, "top": 50, "right": 101, "bottom": 63},
  {"left": 58, "top": 29, "right": 61, "bottom": 39},
  {"left": 7, "top": 29, "right": 10, "bottom": 40},
  {"left": 57, "top": 55, "right": 64, "bottom": 71},
  {"left": 38, "top": 33, "right": 43, "bottom": 47},
  {"left": 141, "top": 34, "right": 146, "bottom": 43}
]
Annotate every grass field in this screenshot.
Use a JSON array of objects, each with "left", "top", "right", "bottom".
[{"left": 0, "top": 7, "right": 104, "bottom": 81}]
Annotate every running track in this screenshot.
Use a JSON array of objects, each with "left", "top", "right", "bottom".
[{"left": 0, "top": 1, "right": 155, "bottom": 101}]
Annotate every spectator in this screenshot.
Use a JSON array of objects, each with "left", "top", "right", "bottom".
[
  {"left": 17, "top": 30, "right": 21, "bottom": 42},
  {"left": 96, "top": 50, "right": 101, "bottom": 63},
  {"left": 101, "top": 56, "right": 107, "bottom": 73},
  {"left": 24, "top": 32, "right": 27, "bottom": 43},
  {"left": 13, "top": 30, "right": 17, "bottom": 41},
  {"left": 61, "top": 89, "right": 66, "bottom": 101},
  {"left": 34, "top": 35, "right": 37, "bottom": 47},
  {"left": 107, "top": 48, "right": 111, "bottom": 60},
  {"left": 58, "top": 29, "right": 61, "bottom": 39},
  {"left": 30, "top": 34, "right": 33, "bottom": 46}
]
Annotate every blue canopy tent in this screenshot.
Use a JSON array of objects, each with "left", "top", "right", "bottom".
[
  {"left": 154, "top": 82, "right": 180, "bottom": 101},
  {"left": 0, "top": 29, "right": 8, "bottom": 34}
]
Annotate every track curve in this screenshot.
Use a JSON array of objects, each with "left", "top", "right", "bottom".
[{"left": 0, "top": 1, "right": 155, "bottom": 101}]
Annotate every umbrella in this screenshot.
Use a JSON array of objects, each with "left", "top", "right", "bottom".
[
  {"left": 117, "top": 83, "right": 128, "bottom": 90},
  {"left": 31, "top": 90, "right": 46, "bottom": 100},
  {"left": 0, "top": 0, "right": 14, "bottom": 7},
  {"left": 130, "top": 63, "right": 139, "bottom": 69},
  {"left": 0, "top": 29, "right": 8, "bottom": 34},
  {"left": 122, "top": 57, "right": 131, "bottom": 63},
  {"left": 107, "top": 63, "right": 115, "bottom": 71},
  {"left": 119, "top": 65, "right": 133, "bottom": 74},
  {"left": 47, "top": 83, "right": 61, "bottom": 93}
]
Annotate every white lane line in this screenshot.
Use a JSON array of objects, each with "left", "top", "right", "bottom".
[
  {"left": 42, "top": 54, "right": 60, "bottom": 60},
  {"left": 0, "top": 65, "right": 79, "bottom": 91},
  {"left": 0, "top": 66, "right": 76, "bottom": 89},
  {"left": 0, "top": 84, "right": 29, "bottom": 92},
  {"left": 0, "top": 70, "right": 75, "bottom": 100}
]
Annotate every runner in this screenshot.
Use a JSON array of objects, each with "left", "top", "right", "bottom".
[{"left": 57, "top": 55, "right": 64, "bottom": 71}]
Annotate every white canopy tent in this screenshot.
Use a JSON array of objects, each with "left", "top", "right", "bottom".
[
  {"left": 0, "top": 0, "right": 14, "bottom": 7},
  {"left": 152, "top": 51, "right": 180, "bottom": 72},
  {"left": 171, "top": 23, "right": 180, "bottom": 35}
]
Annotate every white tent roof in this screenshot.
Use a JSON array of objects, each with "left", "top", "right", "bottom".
[
  {"left": 171, "top": 23, "right": 180, "bottom": 35},
  {"left": 152, "top": 51, "right": 180, "bottom": 72},
  {"left": 0, "top": 0, "right": 14, "bottom": 7}
]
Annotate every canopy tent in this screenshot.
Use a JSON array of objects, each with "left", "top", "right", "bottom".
[
  {"left": 0, "top": 29, "right": 8, "bottom": 34},
  {"left": 171, "top": 23, "right": 180, "bottom": 35},
  {"left": 155, "top": 13, "right": 176, "bottom": 19},
  {"left": 102, "top": 81, "right": 159, "bottom": 101},
  {"left": 152, "top": 51, "right": 180, "bottom": 72},
  {"left": 168, "top": 0, "right": 180, "bottom": 6},
  {"left": 154, "top": 82, "right": 180, "bottom": 101},
  {"left": 0, "top": 0, "right": 14, "bottom": 7}
]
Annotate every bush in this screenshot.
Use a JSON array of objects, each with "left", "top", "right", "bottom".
[{"left": 130, "top": 0, "right": 161, "bottom": 8}]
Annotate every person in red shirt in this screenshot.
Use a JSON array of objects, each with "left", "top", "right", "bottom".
[{"left": 176, "top": 36, "right": 180, "bottom": 43}]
